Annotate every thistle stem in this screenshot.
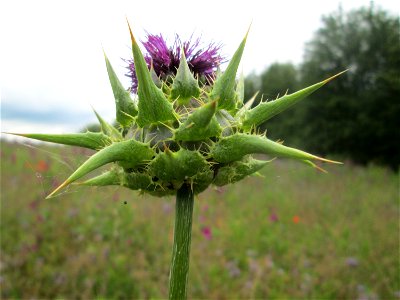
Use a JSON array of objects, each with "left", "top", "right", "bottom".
[{"left": 168, "top": 183, "right": 194, "bottom": 300}]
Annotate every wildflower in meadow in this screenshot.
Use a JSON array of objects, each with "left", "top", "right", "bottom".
[
  {"left": 29, "top": 199, "right": 40, "bottom": 211},
  {"left": 226, "top": 260, "right": 241, "bottom": 278},
  {"left": 51, "top": 178, "right": 60, "bottom": 189},
  {"left": 163, "top": 202, "right": 173, "bottom": 214},
  {"left": 201, "top": 226, "right": 212, "bottom": 240},
  {"left": 292, "top": 215, "right": 300, "bottom": 224},
  {"left": 112, "top": 192, "right": 120, "bottom": 202},
  {"left": 345, "top": 257, "right": 359, "bottom": 267},
  {"left": 201, "top": 204, "right": 209, "bottom": 212},
  {"left": 10, "top": 153, "right": 16, "bottom": 164},
  {"left": 269, "top": 212, "right": 279, "bottom": 222},
  {"left": 35, "top": 160, "right": 49, "bottom": 172},
  {"left": 36, "top": 214, "right": 44, "bottom": 223}
]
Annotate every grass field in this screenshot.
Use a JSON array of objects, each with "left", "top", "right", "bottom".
[{"left": 1, "top": 140, "right": 399, "bottom": 299}]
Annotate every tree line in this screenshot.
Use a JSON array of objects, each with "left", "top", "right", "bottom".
[{"left": 245, "top": 6, "right": 400, "bottom": 170}]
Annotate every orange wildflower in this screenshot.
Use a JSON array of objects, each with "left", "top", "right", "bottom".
[
  {"left": 35, "top": 160, "right": 49, "bottom": 172},
  {"left": 292, "top": 215, "right": 300, "bottom": 224}
]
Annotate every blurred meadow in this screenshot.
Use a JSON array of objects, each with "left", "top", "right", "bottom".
[{"left": 1, "top": 141, "right": 398, "bottom": 299}]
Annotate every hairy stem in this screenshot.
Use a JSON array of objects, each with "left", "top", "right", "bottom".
[{"left": 168, "top": 184, "right": 194, "bottom": 300}]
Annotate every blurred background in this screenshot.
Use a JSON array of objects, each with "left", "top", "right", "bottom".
[{"left": 1, "top": 0, "right": 399, "bottom": 299}]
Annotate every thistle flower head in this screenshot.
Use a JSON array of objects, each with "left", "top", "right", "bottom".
[
  {"left": 126, "top": 33, "right": 224, "bottom": 92},
  {"left": 10, "top": 21, "right": 345, "bottom": 199}
]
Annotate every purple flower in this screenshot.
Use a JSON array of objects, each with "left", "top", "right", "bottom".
[
  {"left": 126, "top": 33, "right": 224, "bottom": 93},
  {"left": 269, "top": 212, "right": 279, "bottom": 222},
  {"left": 225, "top": 260, "right": 241, "bottom": 278},
  {"left": 112, "top": 192, "right": 120, "bottom": 202},
  {"left": 201, "top": 226, "right": 212, "bottom": 240},
  {"left": 345, "top": 257, "right": 359, "bottom": 267}
]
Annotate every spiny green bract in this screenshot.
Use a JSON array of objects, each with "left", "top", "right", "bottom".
[{"left": 12, "top": 22, "right": 345, "bottom": 198}]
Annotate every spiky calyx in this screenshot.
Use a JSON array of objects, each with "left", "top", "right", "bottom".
[{"left": 10, "top": 21, "right": 345, "bottom": 198}]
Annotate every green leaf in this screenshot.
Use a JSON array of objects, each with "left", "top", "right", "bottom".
[
  {"left": 7, "top": 132, "right": 111, "bottom": 150},
  {"left": 236, "top": 70, "right": 245, "bottom": 106},
  {"left": 210, "top": 28, "right": 249, "bottom": 110},
  {"left": 78, "top": 169, "right": 122, "bottom": 186},
  {"left": 174, "top": 101, "right": 221, "bottom": 141},
  {"left": 213, "top": 156, "right": 270, "bottom": 186},
  {"left": 150, "top": 62, "right": 162, "bottom": 88},
  {"left": 192, "top": 169, "right": 214, "bottom": 194},
  {"left": 235, "top": 91, "right": 259, "bottom": 121},
  {"left": 127, "top": 21, "right": 176, "bottom": 127},
  {"left": 104, "top": 53, "right": 137, "bottom": 127},
  {"left": 123, "top": 172, "right": 157, "bottom": 191},
  {"left": 170, "top": 51, "right": 201, "bottom": 105},
  {"left": 149, "top": 148, "right": 209, "bottom": 182},
  {"left": 78, "top": 168, "right": 161, "bottom": 192},
  {"left": 47, "top": 139, "right": 155, "bottom": 198},
  {"left": 241, "top": 71, "right": 347, "bottom": 129},
  {"left": 211, "top": 133, "right": 342, "bottom": 165},
  {"left": 92, "top": 109, "right": 122, "bottom": 140}
]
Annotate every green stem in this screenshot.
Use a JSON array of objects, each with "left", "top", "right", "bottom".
[{"left": 168, "top": 183, "right": 194, "bottom": 300}]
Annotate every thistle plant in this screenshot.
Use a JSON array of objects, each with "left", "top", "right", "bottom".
[{"left": 9, "top": 21, "right": 344, "bottom": 299}]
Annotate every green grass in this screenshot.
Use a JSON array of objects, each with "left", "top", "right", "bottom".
[{"left": 1, "top": 141, "right": 399, "bottom": 299}]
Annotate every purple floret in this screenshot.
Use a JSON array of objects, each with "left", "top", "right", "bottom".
[{"left": 126, "top": 33, "right": 224, "bottom": 93}]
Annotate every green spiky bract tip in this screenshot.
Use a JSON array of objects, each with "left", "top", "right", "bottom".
[
  {"left": 210, "top": 28, "right": 249, "bottom": 111},
  {"left": 104, "top": 52, "right": 137, "bottom": 128},
  {"left": 127, "top": 20, "right": 176, "bottom": 127},
  {"left": 5, "top": 132, "right": 111, "bottom": 150},
  {"left": 241, "top": 70, "right": 348, "bottom": 129}
]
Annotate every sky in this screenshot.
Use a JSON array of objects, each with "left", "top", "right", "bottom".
[{"left": 1, "top": 0, "right": 399, "bottom": 139}]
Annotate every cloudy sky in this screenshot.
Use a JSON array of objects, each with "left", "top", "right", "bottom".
[{"left": 1, "top": 0, "right": 398, "bottom": 139}]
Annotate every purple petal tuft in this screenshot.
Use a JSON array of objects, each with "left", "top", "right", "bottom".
[{"left": 126, "top": 33, "right": 224, "bottom": 93}]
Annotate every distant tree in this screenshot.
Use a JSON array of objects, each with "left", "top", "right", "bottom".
[
  {"left": 260, "top": 63, "right": 299, "bottom": 100},
  {"left": 244, "top": 72, "right": 260, "bottom": 102},
  {"left": 80, "top": 123, "right": 101, "bottom": 133},
  {"left": 298, "top": 5, "right": 400, "bottom": 169},
  {"left": 80, "top": 120, "right": 119, "bottom": 133},
  {"left": 256, "top": 63, "right": 301, "bottom": 142}
]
